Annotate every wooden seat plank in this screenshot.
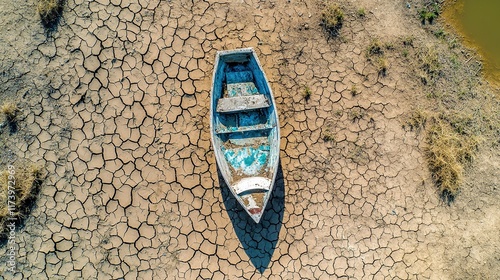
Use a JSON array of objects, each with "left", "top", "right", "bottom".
[{"left": 216, "top": 94, "right": 270, "bottom": 113}]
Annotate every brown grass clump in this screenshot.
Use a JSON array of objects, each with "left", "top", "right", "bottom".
[
  {"left": 37, "top": 0, "right": 63, "bottom": 28},
  {"left": 375, "top": 57, "right": 388, "bottom": 76},
  {"left": 403, "top": 106, "right": 486, "bottom": 204},
  {"left": 0, "top": 102, "right": 19, "bottom": 123},
  {"left": 0, "top": 164, "right": 44, "bottom": 239},
  {"left": 418, "top": 46, "right": 441, "bottom": 84},
  {"left": 423, "top": 115, "right": 481, "bottom": 202},
  {"left": 403, "top": 109, "right": 428, "bottom": 131},
  {"left": 348, "top": 107, "right": 366, "bottom": 121},
  {"left": 367, "top": 39, "right": 384, "bottom": 56},
  {"left": 321, "top": 4, "right": 344, "bottom": 36},
  {"left": 366, "top": 39, "right": 390, "bottom": 76}
]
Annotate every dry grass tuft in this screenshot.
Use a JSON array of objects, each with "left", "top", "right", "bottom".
[
  {"left": 348, "top": 107, "right": 365, "bottom": 122},
  {"left": 375, "top": 57, "right": 388, "bottom": 76},
  {"left": 37, "top": 0, "right": 63, "bottom": 28},
  {"left": 321, "top": 4, "right": 344, "bottom": 36},
  {"left": 367, "top": 39, "right": 384, "bottom": 56},
  {"left": 0, "top": 102, "right": 19, "bottom": 123},
  {"left": 403, "top": 109, "right": 429, "bottom": 131},
  {"left": 323, "top": 131, "right": 335, "bottom": 142},
  {"left": 0, "top": 164, "right": 44, "bottom": 238},
  {"left": 303, "top": 86, "right": 312, "bottom": 101},
  {"left": 418, "top": 45, "right": 442, "bottom": 85},
  {"left": 425, "top": 117, "right": 481, "bottom": 200},
  {"left": 366, "top": 39, "right": 390, "bottom": 76},
  {"left": 351, "top": 85, "right": 359, "bottom": 96}
]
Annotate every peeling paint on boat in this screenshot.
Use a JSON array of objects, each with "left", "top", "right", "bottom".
[
  {"left": 222, "top": 146, "right": 270, "bottom": 176},
  {"left": 210, "top": 48, "right": 280, "bottom": 223}
]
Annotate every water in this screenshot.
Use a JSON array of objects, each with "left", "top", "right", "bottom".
[{"left": 443, "top": 0, "right": 500, "bottom": 86}]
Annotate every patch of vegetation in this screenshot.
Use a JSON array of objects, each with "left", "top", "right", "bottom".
[
  {"left": 0, "top": 103, "right": 18, "bottom": 123},
  {"left": 433, "top": 29, "right": 446, "bottom": 39},
  {"left": 321, "top": 4, "right": 344, "bottom": 36},
  {"left": 347, "top": 143, "right": 370, "bottom": 165},
  {"left": 375, "top": 57, "right": 388, "bottom": 76},
  {"left": 418, "top": 46, "right": 441, "bottom": 85},
  {"left": 37, "top": 0, "right": 64, "bottom": 29},
  {"left": 425, "top": 115, "right": 481, "bottom": 203},
  {"left": 0, "top": 164, "right": 44, "bottom": 243},
  {"left": 351, "top": 85, "right": 359, "bottom": 96},
  {"left": 323, "top": 131, "right": 335, "bottom": 142},
  {"left": 0, "top": 102, "right": 19, "bottom": 134},
  {"left": 366, "top": 39, "right": 390, "bottom": 76},
  {"left": 357, "top": 8, "right": 366, "bottom": 18},
  {"left": 404, "top": 104, "right": 494, "bottom": 204},
  {"left": 384, "top": 41, "right": 396, "bottom": 51},
  {"left": 348, "top": 107, "right": 365, "bottom": 121},
  {"left": 407, "top": 3, "right": 500, "bottom": 204},
  {"left": 402, "top": 36, "right": 414, "bottom": 47},
  {"left": 419, "top": 2, "right": 440, "bottom": 24},
  {"left": 367, "top": 39, "right": 384, "bottom": 56},
  {"left": 303, "top": 86, "right": 312, "bottom": 101},
  {"left": 402, "top": 109, "right": 428, "bottom": 131}
]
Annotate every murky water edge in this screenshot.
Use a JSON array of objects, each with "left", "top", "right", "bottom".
[{"left": 443, "top": 0, "right": 500, "bottom": 88}]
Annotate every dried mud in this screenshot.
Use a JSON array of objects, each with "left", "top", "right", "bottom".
[{"left": 0, "top": 0, "right": 499, "bottom": 279}]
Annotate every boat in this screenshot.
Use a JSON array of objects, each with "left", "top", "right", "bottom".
[{"left": 210, "top": 48, "right": 280, "bottom": 223}]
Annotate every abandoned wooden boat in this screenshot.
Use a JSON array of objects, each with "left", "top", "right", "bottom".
[{"left": 210, "top": 48, "right": 280, "bottom": 223}]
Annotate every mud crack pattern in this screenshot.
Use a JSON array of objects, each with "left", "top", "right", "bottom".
[{"left": 0, "top": 0, "right": 499, "bottom": 279}]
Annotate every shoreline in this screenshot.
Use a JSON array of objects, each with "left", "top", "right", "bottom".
[{"left": 442, "top": 0, "right": 500, "bottom": 90}]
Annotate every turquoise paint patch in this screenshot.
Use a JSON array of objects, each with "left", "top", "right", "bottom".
[
  {"left": 222, "top": 146, "right": 270, "bottom": 176},
  {"left": 227, "top": 82, "right": 259, "bottom": 97}
]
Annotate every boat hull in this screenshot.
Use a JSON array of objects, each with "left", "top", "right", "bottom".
[{"left": 210, "top": 48, "right": 280, "bottom": 223}]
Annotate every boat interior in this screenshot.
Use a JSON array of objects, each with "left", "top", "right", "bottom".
[{"left": 213, "top": 56, "right": 278, "bottom": 191}]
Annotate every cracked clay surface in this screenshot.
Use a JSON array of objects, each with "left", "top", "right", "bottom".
[{"left": 0, "top": 0, "right": 499, "bottom": 279}]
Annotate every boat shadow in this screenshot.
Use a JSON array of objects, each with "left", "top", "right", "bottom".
[{"left": 218, "top": 162, "right": 285, "bottom": 273}]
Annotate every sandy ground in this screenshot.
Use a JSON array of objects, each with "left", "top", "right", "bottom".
[{"left": 0, "top": 0, "right": 499, "bottom": 279}]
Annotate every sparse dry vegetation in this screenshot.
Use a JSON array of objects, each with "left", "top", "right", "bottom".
[
  {"left": 0, "top": 164, "right": 44, "bottom": 239},
  {"left": 366, "top": 39, "right": 389, "bottom": 76},
  {"left": 322, "top": 129, "right": 335, "bottom": 142},
  {"left": 37, "top": 0, "right": 63, "bottom": 28},
  {"left": 347, "top": 143, "right": 370, "bottom": 165},
  {"left": 303, "top": 86, "right": 312, "bottom": 101},
  {"left": 425, "top": 115, "right": 481, "bottom": 201},
  {"left": 403, "top": 109, "right": 428, "bottom": 131},
  {"left": 396, "top": 7, "right": 500, "bottom": 202},
  {"left": 367, "top": 39, "right": 384, "bottom": 56},
  {"left": 418, "top": 46, "right": 441, "bottom": 84},
  {"left": 403, "top": 108, "right": 486, "bottom": 203},
  {"left": 348, "top": 107, "right": 365, "bottom": 121},
  {"left": 402, "top": 36, "right": 414, "bottom": 47},
  {"left": 375, "top": 57, "right": 388, "bottom": 76},
  {"left": 0, "top": 102, "right": 19, "bottom": 123},
  {"left": 357, "top": 8, "right": 366, "bottom": 18},
  {"left": 321, "top": 4, "right": 344, "bottom": 36},
  {"left": 350, "top": 85, "right": 359, "bottom": 96}
]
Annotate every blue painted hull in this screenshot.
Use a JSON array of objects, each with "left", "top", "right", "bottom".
[{"left": 210, "top": 48, "right": 280, "bottom": 223}]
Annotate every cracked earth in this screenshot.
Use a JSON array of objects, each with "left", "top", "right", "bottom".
[{"left": 0, "top": 0, "right": 499, "bottom": 279}]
